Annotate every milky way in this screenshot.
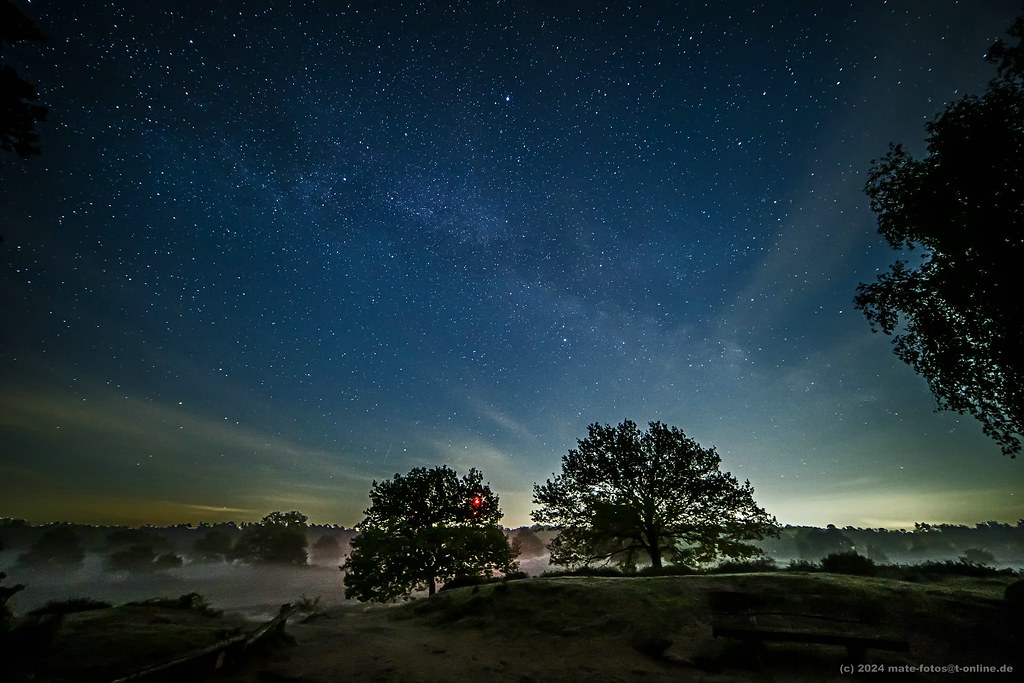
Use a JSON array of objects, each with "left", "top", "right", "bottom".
[{"left": 2, "top": 0, "right": 1022, "bottom": 528}]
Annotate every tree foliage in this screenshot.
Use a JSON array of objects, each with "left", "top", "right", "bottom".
[
  {"left": 309, "top": 534, "right": 342, "bottom": 562},
  {"left": 855, "top": 15, "right": 1024, "bottom": 456},
  {"left": 193, "top": 529, "right": 233, "bottom": 561},
  {"left": 532, "top": 420, "right": 778, "bottom": 570},
  {"left": 230, "top": 511, "right": 308, "bottom": 565},
  {"left": 1, "top": 0, "right": 47, "bottom": 158},
  {"left": 341, "top": 465, "right": 518, "bottom": 602},
  {"left": 15, "top": 526, "right": 85, "bottom": 569}
]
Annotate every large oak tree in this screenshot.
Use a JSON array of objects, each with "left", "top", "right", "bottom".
[
  {"left": 532, "top": 420, "right": 778, "bottom": 570},
  {"left": 855, "top": 16, "right": 1024, "bottom": 456}
]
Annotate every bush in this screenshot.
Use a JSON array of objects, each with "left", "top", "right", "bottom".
[
  {"left": 961, "top": 548, "right": 996, "bottom": 565},
  {"left": 1005, "top": 580, "right": 1024, "bottom": 608},
  {"left": 903, "top": 559, "right": 1015, "bottom": 579},
  {"left": 820, "top": 551, "right": 877, "bottom": 576},
  {"left": 638, "top": 564, "right": 696, "bottom": 576},
  {"left": 440, "top": 571, "right": 531, "bottom": 591},
  {"left": 707, "top": 557, "right": 778, "bottom": 574},
  {"left": 439, "top": 575, "right": 492, "bottom": 591},
  {"left": 541, "top": 565, "right": 625, "bottom": 578},
  {"left": 786, "top": 559, "right": 820, "bottom": 572},
  {"left": 193, "top": 530, "right": 233, "bottom": 561},
  {"left": 125, "top": 593, "right": 220, "bottom": 616},
  {"left": 27, "top": 597, "right": 111, "bottom": 617},
  {"left": 106, "top": 545, "right": 183, "bottom": 572},
  {"left": 15, "top": 527, "right": 85, "bottom": 569}
]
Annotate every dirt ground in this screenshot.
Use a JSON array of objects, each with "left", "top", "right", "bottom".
[{"left": 216, "top": 574, "right": 1020, "bottom": 683}]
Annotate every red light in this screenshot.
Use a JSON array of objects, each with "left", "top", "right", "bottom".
[{"left": 472, "top": 496, "right": 482, "bottom": 508}]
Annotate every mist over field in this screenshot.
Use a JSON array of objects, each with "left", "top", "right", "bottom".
[
  {"left": 1, "top": 553, "right": 343, "bottom": 619},
  {"left": 3, "top": 521, "right": 1023, "bottom": 618}
]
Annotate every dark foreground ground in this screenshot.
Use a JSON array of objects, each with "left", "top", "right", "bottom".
[{"left": 13, "top": 572, "right": 1022, "bottom": 682}]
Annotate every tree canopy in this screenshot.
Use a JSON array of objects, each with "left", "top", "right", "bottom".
[
  {"left": 342, "top": 465, "right": 518, "bottom": 602},
  {"left": 230, "top": 511, "right": 308, "bottom": 565},
  {"left": 1, "top": 0, "right": 47, "bottom": 158},
  {"left": 855, "top": 15, "right": 1024, "bottom": 457},
  {"left": 532, "top": 419, "right": 778, "bottom": 570},
  {"left": 15, "top": 526, "right": 85, "bottom": 569}
]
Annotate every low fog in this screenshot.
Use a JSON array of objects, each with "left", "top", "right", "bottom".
[
  {"left": 1, "top": 541, "right": 553, "bottom": 619},
  {"left": 1, "top": 552, "right": 345, "bottom": 620},
  {"left": 4, "top": 521, "right": 1023, "bottom": 620}
]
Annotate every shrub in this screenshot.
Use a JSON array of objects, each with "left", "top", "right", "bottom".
[
  {"left": 786, "top": 559, "right": 820, "bottom": 572},
  {"left": 638, "top": 564, "right": 696, "bottom": 576},
  {"left": 440, "top": 571, "right": 531, "bottom": 591},
  {"left": 15, "top": 527, "right": 85, "bottom": 569},
  {"left": 107, "top": 545, "right": 183, "bottom": 572},
  {"left": 541, "top": 565, "right": 625, "bottom": 578},
  {"left": 439, "top": 575, "right": 492, "bottom": 591},
  {"left": 820, "top": 551, "right": 877, "bottom": 576},
  {"left": 193, "top": 530, "right": 233, "bottom": 561},
  {"left": 707, "top": 557, "right": 778, "bottom": 574},
  {"left": 1005, "top": 580, "right": 1024, "bottom": 608},
  {"left": 27, "top": 597, "right": 111, "bottom": 617},
  {"left": 961, "top": 548, "right": 996, "bottom": 565},
  {"left": 905, "top": 559, "right": 1015, "bottom": 579},
  {"left": 125, "top": 593, "right": 220, "bottom": 616}
]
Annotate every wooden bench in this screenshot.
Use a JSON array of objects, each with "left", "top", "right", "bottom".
[
  {"left": 712, "top": 620, "right": 909, "bottom": 662},
  {"left": 708, "top": 591, "right": 909, "bottom": 663}
]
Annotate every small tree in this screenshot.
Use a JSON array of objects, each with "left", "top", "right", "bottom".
[
  {"left": 309, "top": 534, "right": 342, "bottom": 562},
  {"left": 532, "top": 420, "right": 778, "bottom": 570},
  {"left": 15, "top": 526, "right": 85, "bottom": 569},
  {"left": 231, "top": 511, "right": 308, "bottom": 565},
  {"left": 342, "top": 465, "right": 518, "bottom": 602},
  {"left": 193, "top": 529, "right": 233, "bottom": 561}
]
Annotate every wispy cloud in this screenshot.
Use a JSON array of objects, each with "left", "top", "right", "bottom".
[{"left": 0, "top": 382, "right": 379, "bottom": 524}]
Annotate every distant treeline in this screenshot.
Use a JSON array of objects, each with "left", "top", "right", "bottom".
[
  {"left": 0, "top": 516, "right": 359, "bottom": 571},
  {"left": 2, "top": 518, "right": 1024, "bottom": 571},
  {"left": 755, "top": 522, "right": 1024, "bottom": 567}
]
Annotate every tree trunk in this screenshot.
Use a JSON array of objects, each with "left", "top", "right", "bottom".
[
  {"left": 649, "top": 539, "right": 662, "bottom": 569},
  {"left": 427, "top": 577, "right": 436, "bottom": 596}
]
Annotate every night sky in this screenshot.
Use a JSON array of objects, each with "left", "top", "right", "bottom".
[{"left": 2, "top": 0, "right": 1023, "bottom": 530}]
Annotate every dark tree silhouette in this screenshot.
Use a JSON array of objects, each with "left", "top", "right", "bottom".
[
  {"left": 15, "top": 526, "right": 85, "bottom": 569},
  {"left": 342, "top": 465, "right": 518, "bottom": 602},
  {"left": 794, "top": 525, "right": 855, "bottom": 561},
  {"left": 509, "top": 527, "right": 547, "bottom": 558},
  {"left": 532, "top": 420, "right": 778, "bottom": 570},
  {"left": 106, "top": 528, "right": 170, "bottom": 551},
  {"left": 193, "top": 529, "right": 233, "bottom": 561},
  {"left": 855, "top": 15, "right": 1024, "bottom": 457},
  {"left": 309, "top": 534, "right": 342, "bottom": 562},
  {"left": 230, "top": 511, "right": 308, "bottom": 565},
  {"left": 1, "top": 0, "right": 47, "bottom": 158}
]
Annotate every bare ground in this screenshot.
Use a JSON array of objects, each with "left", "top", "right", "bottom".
[{"left": 215, "top": 573, "right": 1020, "bottom": 683}]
